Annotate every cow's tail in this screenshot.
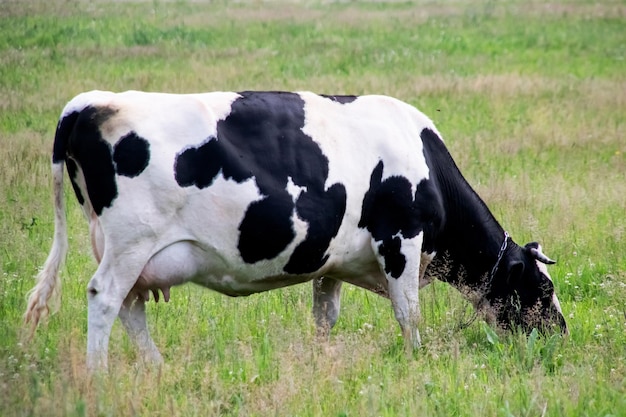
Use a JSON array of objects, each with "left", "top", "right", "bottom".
[{"left": 24, "top": 153, "right": 69, "bottom": 336}]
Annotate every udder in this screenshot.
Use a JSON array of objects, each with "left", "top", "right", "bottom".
[{"left": 129, "top": 240, "right": 210, "bottom": 303}]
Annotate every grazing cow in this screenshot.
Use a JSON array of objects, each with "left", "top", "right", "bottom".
[{"left": 25, "top": 90, "right": 567, "bottom": 369}]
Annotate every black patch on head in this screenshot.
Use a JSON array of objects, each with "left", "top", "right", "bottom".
[
  {"left": 113, "top": 132, "right": 151, "bottom": 178},
  {"left": 321, "top": 94, "right": 358, "bottom": 104},
  {"left": 359, "top": 160, "right": 443, "bottom": 278},
  {"left": 174, "top": 91, "right": 347, "bottom": 272}
]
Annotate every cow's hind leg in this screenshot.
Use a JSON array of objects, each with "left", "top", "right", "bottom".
[
  {"left": 375, "top": 233, "right": 423, "bottom": 351},
  {"left": 86, "top": 251, "right": 148, "bottom": 370},
  {"left": 118, "top": 294, "right": 163, "bottom": 365},
  {"left": 312, "top": 277, "right": 343, "bottom": 338}
]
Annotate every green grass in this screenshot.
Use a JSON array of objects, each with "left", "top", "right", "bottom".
[{"left": 1, "top": 0, "right": 625, "bottom": 415}]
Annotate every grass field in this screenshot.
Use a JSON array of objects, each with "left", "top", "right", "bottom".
[{"left": 1, "top": 0, "right": 625, "bottom": 415}]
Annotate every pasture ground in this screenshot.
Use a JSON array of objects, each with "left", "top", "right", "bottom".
[{"left": 1, "top": 0, "right": 625, "bottom": 416}]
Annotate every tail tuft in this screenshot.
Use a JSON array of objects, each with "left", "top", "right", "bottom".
[{"left": 24, "top": 162, "right": 68, "bottom": 337}]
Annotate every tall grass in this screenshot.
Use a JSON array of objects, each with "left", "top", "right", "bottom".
[{"left": 1, "top": 0, "right": 625, "bottom": 416}]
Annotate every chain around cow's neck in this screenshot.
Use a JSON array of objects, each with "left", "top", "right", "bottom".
[
  {"left": 488, "top": 230, "right": 510, "bottom": 286},
  {"left": 457, "top": 230, "right": 510, "bottom": 330}
]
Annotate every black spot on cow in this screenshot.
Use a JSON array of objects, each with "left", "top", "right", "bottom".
[
  {"left": 57, "top": 107, "right": 152, "bottom": 215},
  {"left": 113, "top": 132, "right": 151, "bottom": 178},
  {"left": 378, "top": 236, "right": 406, "bottom": 278},
  {"left": 321, "top": 94, "right": 358, "bottom": 104},
  {"left": 238, "top": 191, "right": 295, "bottom": 264},
  {"left": 174, "top": 91, "right": 347, "bottom": 272},
  {"left": 65, "top": 158, "right": 85, "bottom": 205},
  {"left": 359, "top": 160, "right": 443, "bottom": 278},
  {"left": 67, "top": 106, "right": 118, "bottom": 216},
  {"left": 284, "top": 182, "right": 347, "bottom": 273},
  {"left": 175, "top": 139, "right": 224, "bottom": 189}
]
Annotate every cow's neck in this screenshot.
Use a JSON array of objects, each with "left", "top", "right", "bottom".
[
  {"left": 430, "top": 191, "right": 508, "bottom": 300},
  {"left": 422, "top": 129, "right": 511, "bottom": 302}
]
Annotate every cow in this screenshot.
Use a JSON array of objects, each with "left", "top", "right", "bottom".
[{"left": 24, "top": 90, "right": 567, "bottom": 369}]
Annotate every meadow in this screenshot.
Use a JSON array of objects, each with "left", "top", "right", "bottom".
[{"left": 1, "top": 0, "right": 625, "bottom": 415}]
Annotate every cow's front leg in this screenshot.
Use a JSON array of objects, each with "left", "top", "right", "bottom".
[
  {"left": 312, "top": 277, "right": 343, "bottom": 338},
  {"left": 376, "top": 234, "right": 423, "bottom": 351},
  {"left": 118, "top": 294, "right": 163, "bottom": 365}
]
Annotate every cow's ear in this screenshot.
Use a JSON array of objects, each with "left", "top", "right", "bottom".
[{"left": 506, "top": 260, "right": 525, "bottom": 284}]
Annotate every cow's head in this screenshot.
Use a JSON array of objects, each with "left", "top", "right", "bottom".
[{"left": 487, "top": 242, "right": 567, "bottom": 335}]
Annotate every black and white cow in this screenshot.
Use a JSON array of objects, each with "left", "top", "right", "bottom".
[{"left": 25, "top": 90, "right": 566, "bottom": 369}]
